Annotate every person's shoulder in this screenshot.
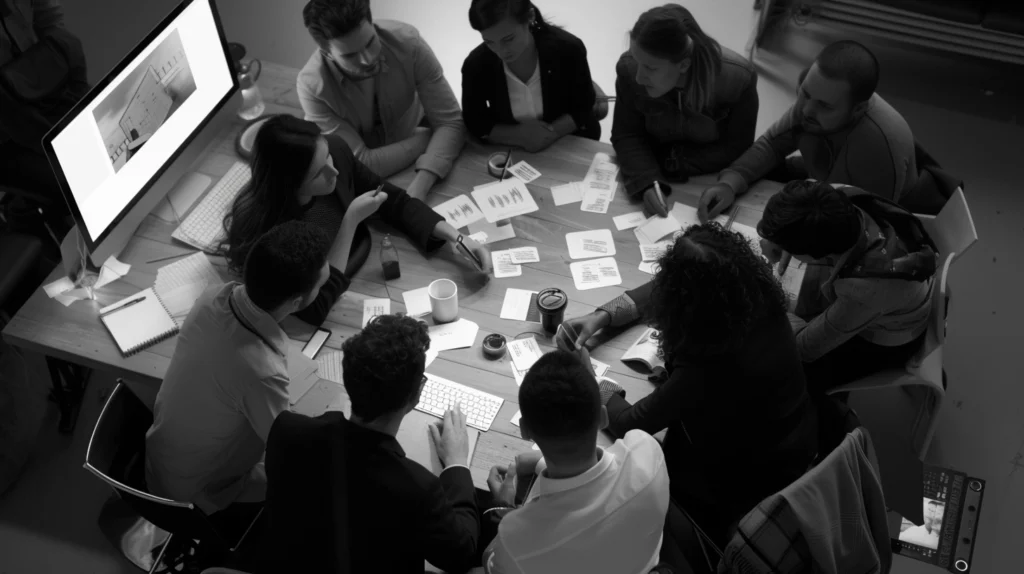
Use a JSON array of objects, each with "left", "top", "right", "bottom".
[
  {"left": 297, "top": 49, "right": 329, "bottom": 95},
  {"left": 621, "top": 428, "right": 663, "bottom": 451},
  {"left": 463, "top": 42, "right": 496, "bottom": 71},
  {"left": 376, "top": 19, "right": 425, "bottom": 46},
  {"left": 715, "top": 45, "right": 757, "bottom": 100},
  {"left": 860, "top": 94, "right": 914, "bottom": 147},
  {"left": 541, "top": 25, "right": 586, "bottom": 53},
  {"left": 615, "top": 51, "right": 638, "bottom": 77}
]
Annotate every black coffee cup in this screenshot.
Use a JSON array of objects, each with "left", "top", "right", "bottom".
[{"left": 536, "top": 288, "right": 568, "bottom": 334}]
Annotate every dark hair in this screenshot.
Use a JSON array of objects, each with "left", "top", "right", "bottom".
[
  {"left": 647, "top": 224, "right": 788, "bottom": 361},
  {"left": 342, "top": 315, "right": 430, "bottom": 421},
  {"left": 242, "top": 221, "right": 329, "bottom": 311},
  {"left": 758, "top": 180, "right": 861, "bottom": 259},
  {"left": 221, "top": 115, "right": 321, "bottom": 273},
  {"left": 520, "top": 350, "right": 600, "bottom": 444},
  {"left": 468, "top": 0, "right": 551, "bottom": 31},
  {"left": 814, "top": 40, "right": 879, "bottom": 103},
  {"left": 303, "top": 0, "right": 373, "bottom": 48},
  {"left": 630, "top": 4, "right": 721, "bottom": 112}
]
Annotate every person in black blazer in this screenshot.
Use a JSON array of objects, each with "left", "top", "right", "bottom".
[
  {"left": 462, "top": 0, "right": 599, "bottom": 152},
  {"left": 263, "top": 315, "right": 483, "bottom": 574}
]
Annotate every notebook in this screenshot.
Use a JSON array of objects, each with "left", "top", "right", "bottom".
[{"left": 99, "top": 287, "right": 179, "bottom": 356}]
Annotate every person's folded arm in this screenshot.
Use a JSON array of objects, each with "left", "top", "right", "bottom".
[
  {"left": 719, "top": 103, "right": 802, "bottom": 196},
  {"left": 610, "top": 65, "right": 668, "bottom": 197},
  {"left": 422, "top": 467, "right": 480, "bottom": 574},
  {"left": 561, "top": 39, "right": 597, "bottom": 135},
  {"left": 292, "top": 265, "right": 350, "bottom": 326},
  {"left": 680, "top": 73, "right": 759, "bottom": 175},
  {"left": 31, "top": 0, "right": 66, "bottom": 37},
  {"left": 603, "top": 368, "right": 698, "bottom": 439},
  {"left": 241, "top": 375, "right": 290, "bottom": 442},
  {"left": 461, "top": 53, "right": 500, "bottom": 141},
  {"left": 794, "top": 281, "right": 884, "bottom": 362},
  {"left": 413, "top": 30, "right": 466, "bottom": 180}
]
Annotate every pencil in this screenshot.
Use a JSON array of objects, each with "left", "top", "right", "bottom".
[
  {"left": 499, "top": 149, "right": 512, "bottom": 181},
  {"left": 146, "top": 251, "right": 194, "bottom": 264}
]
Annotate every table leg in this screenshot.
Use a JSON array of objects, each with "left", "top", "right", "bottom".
[{"left": 45, "top": 357, "right": 90, "bottom": 434}]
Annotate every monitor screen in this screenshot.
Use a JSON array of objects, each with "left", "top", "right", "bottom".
[{"left": 45, "top": 0, "right": 235, "bottom": 247}]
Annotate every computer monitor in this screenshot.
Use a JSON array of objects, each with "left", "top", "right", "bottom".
[{"left": 43, "top": 0, "right": 238, "bottom": 267}]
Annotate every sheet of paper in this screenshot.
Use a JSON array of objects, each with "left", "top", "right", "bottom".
[
  {"left": 566, "top": 229, "right": 616, "bottom": 260},
  {"left": 591, "top": 358, "right": 610, "bottom": 379},
  {"left": 508, "top": 160, "right": 542, "bottom": 183},
  {"left": 511, "top": 361, "right": 529, "bottom": 386},
  {"left": 639, "top": 261, "right": 660, "bottom": 275},
  {"left": 316, "top": 351, "right": 344, "bottom": 385},
  {"left": 467, "top": 231, "right": 488, "bottom": 244},
  {"left": 511, "top": 410, "right": 522, "bottom": 426},
  {"left": 777, "top": 259, "right": 807, "bottom": 304},
  {"left": 471, "top": 178, "right": 539, "bottom": 223},
  {"left": 580, "top": 186, "right": 614, "bottom": 214},
  {"left": 43, "top": 276, "right": 75, "bottom": 298},
  {"left": 467, "top": 218, "right": 516, "bottom": 244},
  {"left": 500, "top": 288, "right": 540, "bottom": 322},
  {"left": 613, "top": 211, "right": 646, "bottom": 231},
  {"left": 432, "top": 194, "right": 484, "bottom": 229},
  {"left": 634, "top": 213, "right": 681, "bottom": 245},
  {"left": 507, "top": 336, "right": 543, "bottom": 372},
  {"left": 362, "top": 297, "right": 391, "bottom": 328},
  {"left": 570, "top": 257, "right": 622, "bottom": 291},
  {"left": 94, "top": 255, "right": 131, "bottom": 288},
  {"left": 428, "top": 318, "right": 479, "bottom": 352},
  {"left": 730, "top": 222, "right": 765, "bottom": 260},
  {"left": 402, "top": 286, "right": 431, "bottom": 317},
  {"left": 425, "top": 348, "right": 439, "bottom": 367},
  {"left": 551, "top": 182, "right": 584, "bottom": 206},
  {"left": 640, "top": 241, "right": 672, "bottom": 262},
  {"left": 491, "top": 251, "right": 522, "bottom": 278},
  {"left": 160, "top": 282, "right": 209, "bottom": 327},
  {"left": 582, "top": 152, "right": 620, "bottom": 193},
  {"left": 507, "top": 246, "right": 539, "bottom": 264},
  {"left": 671, "top": 202, "right": 730, "bottom": 229},
  {"left": 154, "top": 252, "right": 219, "bottom": 294}
]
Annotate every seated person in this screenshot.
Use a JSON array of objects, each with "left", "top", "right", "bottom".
[
  {"left": 220, "top": 115, "right": 489, "bottom": 327},
  {"left": 757, "top": 180, "right": 937, "bottom": 393},
  {"left": 298, "top": 0, "right": 466, "bottom": 200},
  {"left": 556, "top": 223, "right": 818, "bottom": 547},
  {"left": 481, "top": 350, "right": 670, "bottom": 573},
  {"left": 613, "top": 4, "right": 758, "bottom": 217},
  {"left": 462, "top": 0, "right": 600, "bottom": 151},
  {"left": 146, "top": 221, "right": 331, "bottom": 517},
  {"left": 699, "top": 40, "right": 918, "bottom": 222},
  {"left": 264, "top": 315, "right": 482, "bottom": 573}
]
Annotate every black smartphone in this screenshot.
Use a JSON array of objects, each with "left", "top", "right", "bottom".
[{"left": 301, "top": 328, "right": 331, "bottom": 359}]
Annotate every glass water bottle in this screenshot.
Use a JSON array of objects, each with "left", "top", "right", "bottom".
[{"left": 381, "top": 234, "right": 401, "bottom": 280}]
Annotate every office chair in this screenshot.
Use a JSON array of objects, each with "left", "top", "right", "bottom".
[{"left": 84, "top": 381, "right": 263, "bottom": 573}]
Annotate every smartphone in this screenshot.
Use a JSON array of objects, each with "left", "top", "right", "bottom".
[
  {"left": 557, "top": 323, "right": 581, "bottom": 352},
  {"left": 301, "top": 328, "right": 331, "bottom": 359}
]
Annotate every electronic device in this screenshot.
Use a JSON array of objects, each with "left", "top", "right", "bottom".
[
  {"left": 171, "top": 160, "right": 251, "bottom": 251},
  {"left": 415, "top": 374, "right": 504, "bottom": 432},
  {"left": 43, "top": 0, "right": 239, "bottom": 267},
  {"left": 301, "top": 328, "right": 331, "bottom": 359},
  {"left": 557, "top": 322, "right": 581, "bottom": 352}
]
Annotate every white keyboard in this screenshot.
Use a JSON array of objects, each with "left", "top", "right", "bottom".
[
  {"left": 172, "top": 161, "right": 252, "bottom": 252},
  {"left": 416, "top": 374, "right": 504, "bottom": 432}
]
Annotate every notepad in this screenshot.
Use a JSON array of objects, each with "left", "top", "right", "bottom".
[{"left": 98, "top": 288, "right": 179, "bottom": 356}]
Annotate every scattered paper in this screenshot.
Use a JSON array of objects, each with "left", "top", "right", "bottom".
[
  {"left": 512, "top": 361, "right": 529, "bottom": 386},
  {"left": 640, "top": 241, "right": 672, "bottom": 262},
  {"left": 154, "top": 252, "right": 219, "bottom": 293},
  {"left": 467, "top": 218, "right": 516, "bottom": 244},
  {"left": 471, "top": 178, "right": 539, "bottom": 223},
  {"left": 317, "top": 351, "right": 344, "bottom": 385},
  {"left": 428, "top": 318, "right": 479, "bottom": 352},
  {"left": 425, "top": 348, "right": 439, "bottom": 367},
  {"left": 491, "top": 251, "right": 522, "bottom": 278},
  {"left": 551, "top": 182, "right": 584, "bottom": 206},
  {"left": 570, "top": 257, "right": 622, "bottom": 290},
  {"left": 671, "top": 202, "right": 730, "bottom": 229},
  {"left": 635, "top": 213, "right": 682, "bottom": 245},
  {"left": 468, "top": 231, "right": 488, "bottom": 244},
  {"left": 514, "top": 357, "right": 608, "bottom": 386},
  {"left": 402, "top": 286, "right": 431, "bottom": 317},
  {"left": 580, "top": 186, "right": 615, "bottom": 214},
  {"left": 506, "top": 246, "right": 539, "bottom": 264},
  {"left": 94, "top": 255, "right": 131, "bottom": 288},
  {"left": 613, "top": 211, "right": 646, "bottom": 231},
  {"left": 433, "top": 194, "right": 484, "bottom": 229},
  {"left": 591, "top": 359, "right": 611, "bottom": 378},
  {"left": 508, "top": 160, "right": 542, "bottom": 183},
  {"left": 511, "top": 410, "right": 522, "bottom": 426},
  {"left": 639, "top": 261, "right": 660, "bottom": 275},
  {"left": 362, "top": 298, "right": 391, "bottom": 328},
  {"left": 500, "top": 288, "right": 540, "bottom": 322},
  {"left": 43, "top": 276, "right": 76, "bottom": 298},
  {"left": 507, "top": 337, "right": 543, "bottom": 372},
  {"left": 566, "top": 229, "right": 616, "bottom": 260},
  {"left": 582, "top": 152, "right": 620, "bottom": 193}
]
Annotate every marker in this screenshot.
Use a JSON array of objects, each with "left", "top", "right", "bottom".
[{"left": 101, "top": 295, "right": 146, "bottom": 316}]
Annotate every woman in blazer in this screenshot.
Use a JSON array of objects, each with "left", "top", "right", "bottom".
[{"left": 462, "top": 0, "right": 599, "bottom": 152}]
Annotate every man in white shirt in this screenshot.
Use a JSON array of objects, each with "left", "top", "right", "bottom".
[
  {"left": 482, "top": 349, "right": 671, "bottom": 574},
  {"left": 899, "top": 499, "right": 944, "bottom": 550}
]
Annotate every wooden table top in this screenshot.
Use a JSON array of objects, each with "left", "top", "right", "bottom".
[{"left": 2, "top": 62, "right": 784, "bottom": 488}]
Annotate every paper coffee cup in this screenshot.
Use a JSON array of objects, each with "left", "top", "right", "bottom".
[{"left": 428, "top": 279, "right": 459, "bottom": 324}]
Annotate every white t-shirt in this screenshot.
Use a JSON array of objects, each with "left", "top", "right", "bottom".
[
  {"left": 504, "top": 62, "right": 544, "bottom": 122},
  {"left": 899, "top": 524, "right": 940, "bottom": 549}
]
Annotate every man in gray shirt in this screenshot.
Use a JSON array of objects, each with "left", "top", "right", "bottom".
[{"left": 145, "top": 221, "right": 332, "bottom": 516}]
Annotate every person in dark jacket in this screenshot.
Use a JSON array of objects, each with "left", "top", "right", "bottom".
[
  {"left": 220, "top": 115, "right": 490, "bottom": 326},
  {"left": 556, "top": 223, "right": 818, "bottom": 548},
  {"left": 613, "top": 4, "right": 758, "bottom": 218},
  {"left": 461, "top": 0, "right": 599, "bottom": 151}
]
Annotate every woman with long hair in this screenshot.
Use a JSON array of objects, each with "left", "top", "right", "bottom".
[
  {"left": 614, "top": 4, "right": 759, "bottom": 218},
  {"left": 557, "top": 224, "right": 817, "bottom": 546},
  {"left": 462, "top": 0, "right": 600, "bottom": 151},
  {"left": 220, "top": 115, "right": 490, "bottom": 326}
]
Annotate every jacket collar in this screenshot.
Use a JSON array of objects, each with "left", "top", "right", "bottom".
[
  {"left": 230, "top": 283, "right": 290, "bottom": 357},
  {"left": 341, "top": 416, "right": 406, "bottom": 457},
  {"left": 525, "top": 448, "right": 613, "bottom": 503}
]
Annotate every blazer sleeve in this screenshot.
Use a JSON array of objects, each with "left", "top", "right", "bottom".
[
  {"left": 680, "top": 73, "right": 759, "bottom": 175},
  {"left": 421, "top": 466, "right": 481, "bottom": 573},
  {"left": 461, "top": 50, "right": 499, "bottom": 140},
  {"left": 605, "top": 364, "right": 706, "bottom": 439},
  {"left": 411, "top": 28, "right": 466, "bottom": 178},
  {"left": 610, "top": 60, "right": 669, "bottom": 197},
  {"left": 564, "top": 38, "right": 597, "bottom": 132}
]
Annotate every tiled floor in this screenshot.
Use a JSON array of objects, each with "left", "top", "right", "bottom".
[{"left": 2, "top": 1, "right": 1022, "bottom": 572}]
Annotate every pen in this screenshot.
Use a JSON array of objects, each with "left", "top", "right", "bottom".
[
  {"left": 373, "top": 183, "right": 385, "bottom": 196},
  {"left": 38, "top": 208, "right": 62, "bottom": 249},
  {"left": 457, "top": 235, "right": 484, "bottom": 270},
  {"left": 499, "top": 149, "right": 512, "bottom": 181},
  {"left": 146, "top": 251, "right": 194, "bottom": 264},
  {"left": 101, "top": 295, "right": 146, "bottom": 316}
]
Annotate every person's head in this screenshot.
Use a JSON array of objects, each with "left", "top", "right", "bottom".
[
  {"left": 242, "top": 221, "right": 331, "bottom": 316},
  {"left": 797, "top": 40, "right": 879, "bottom": 134},
  {"left": 519, "top": 350, "right": 606, "bottom": 466},
  {"left": 647, "top": 223, "right": 788, "bottom": 361},
  {"left": 342, "top": 315, "right": 431, "bottom": 423},
  {"left": 221, "top": 115, "right": 339, "bottom": 271},
  {"left": 469, "top": 0, "right": 550, "bottom": 64},
  {"left": 303, "top": 0, "right": 382, "bottom": 79},
  {"left": 758, "top": 180, "right": 861, "bottom": 262},
  {"left": 629, "top": 4, "right": 721, "bottom": 109},
  {"left": 924, "top": 500, "right": 944, "bottom": 533}
]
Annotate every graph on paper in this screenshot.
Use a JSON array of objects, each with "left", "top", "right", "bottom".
[
  {"left": 471, "top": 179, "right": 539, "bottom": 223},
  {"left": 432, "top": 194, "right": 484, "bottom": 229}
]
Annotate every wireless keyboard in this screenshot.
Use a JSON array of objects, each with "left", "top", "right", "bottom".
[
  {"left": 171, "top": 161, "right": 251, "bottom": 252},
  {"left": 416, "top": 374, "right": 504, "bottom": 432}
]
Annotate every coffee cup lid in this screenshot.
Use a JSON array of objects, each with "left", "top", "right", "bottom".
[{"left": 537, "top": 288, "right": 567, "bottom": 310}]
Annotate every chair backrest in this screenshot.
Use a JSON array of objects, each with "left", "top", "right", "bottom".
[
  {"left": 910, "top": 252, "right": 954, "bottom": 367},
  {"left": 915, "top": 187, "right": 977, "bottom": 262}
]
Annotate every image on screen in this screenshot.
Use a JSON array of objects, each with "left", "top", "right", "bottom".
[{"left": 898, "top": 497, "right": 946, "bottom": 550}]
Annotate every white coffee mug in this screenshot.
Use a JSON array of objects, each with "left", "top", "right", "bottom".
[{"left": 428, "top": 279, "right": 459, "bottom": 324}]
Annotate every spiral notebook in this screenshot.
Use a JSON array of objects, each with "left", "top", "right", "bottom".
[{"left": 99, "top": 287, "right": 179, "bottom": 356}]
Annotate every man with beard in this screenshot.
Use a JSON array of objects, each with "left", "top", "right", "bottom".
[
  {"left": 298, "top": 0, "right": 465, "bottom": 201},
  {"left": 698, "top": 40, "right": 917, "bottom": 222}
]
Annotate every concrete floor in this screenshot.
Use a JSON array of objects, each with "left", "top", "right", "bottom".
[{"left": 2, "top": 1, "right": 1023, "bottom": 572}]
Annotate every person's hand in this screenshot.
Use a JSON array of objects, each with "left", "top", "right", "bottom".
[
  {"left": 430, "top": 403, "right": 470, "bottom": 468},
  {"left": 454, "top": 234, "right": 491, "bottom": 273},
  {"left": 760, "top": 238, "right": 785, "bottom": 266},
  {"left": 345, "top": 189, "right": 388, "bottom": 225},
  {"left": 643, "top": 185, "right": 669, "bottom": 218},
  {"left": 697, "top": 183, "right": 735, "bottom": 223},
  {"left": 578, "top": 345, "right": 596, "bottom": 377},
  {"left": 518, "top": 120, "right": 558, "bottom": 153},
  {"left": 556, "top": 311, "right": 611, "bottom": 352},
  {"left": 487, "top": 460, "right": 519, "bottom": 508}
]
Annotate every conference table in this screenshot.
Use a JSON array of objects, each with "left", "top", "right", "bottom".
[{"left": 1, "top": 62, "right": 787, "bottom": 489}]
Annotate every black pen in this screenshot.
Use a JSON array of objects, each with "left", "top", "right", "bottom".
[
  {"left": 456, "top": 235, "right": 484, "bottom": 270},
  {"left": 101, "top": 295, "right": 146, "bottom": 316},
  {"left": 499, "top": 149, "right": 512, "bottom": 181}
]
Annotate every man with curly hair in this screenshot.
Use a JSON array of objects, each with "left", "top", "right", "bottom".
[
  {"left": 556, "top": 223, "right": 818, "bottom": 547},
  {"left": 264, "top": 314, "right": 485, "bottom": 573}
]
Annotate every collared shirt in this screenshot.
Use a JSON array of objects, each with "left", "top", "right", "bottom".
[
  {"left": 504, "top": 62, "right": 543, "bottom": 123},
  {"left": 483, "top": 430, "right": 670, "bottom": 574},
  {"left": 899, "top": 524, "right": 939, "bottom": 549},
  {"left": 145, "top": 282, "right": 290, "bottom": 514}
]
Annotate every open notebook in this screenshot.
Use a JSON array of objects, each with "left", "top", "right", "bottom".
[{"left": 99, "top": 287, "right": 179, "bottom": 356}]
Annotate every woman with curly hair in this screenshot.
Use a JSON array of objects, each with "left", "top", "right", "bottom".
[{"left": 557, "top": 223, "right": 818, "bottom": 546}]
